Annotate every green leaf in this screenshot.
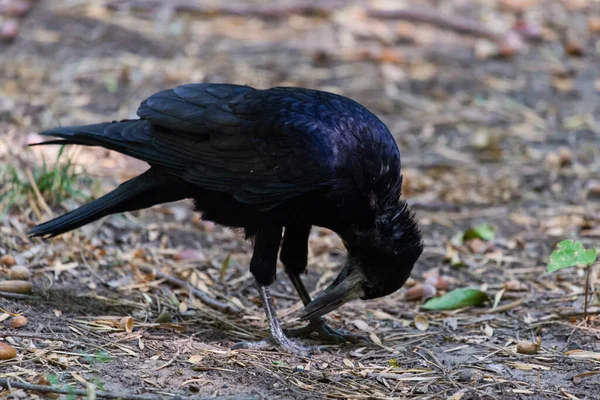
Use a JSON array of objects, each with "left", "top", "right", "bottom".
[
  {"left": 463, "top": 223, "right": 496, "bottom": 241},
  {"left": 422, "top": 288, "right": 488, "bottom": 311},
  {"left": 389, "top": 358, "right": 401, "bottom": 368},
  {"left": 46, "top": 374, "right": 60, "bottom": 385},
  {"left": 92, "top": 350, "right": 111, "bottom": 363},
  {"left": 547, "top": 240, "right": 597, "bottom": 273},
  {"left": 451, "top": 223, "right": 496, "bottom": 246},
  {"left": 65, "top": 385, "right": 77, "bottom": 400}
]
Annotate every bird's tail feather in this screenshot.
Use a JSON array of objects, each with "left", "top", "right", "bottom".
[
  {"left": 32, "top": 123, "right": 113, "bottom": 146},
  {"left": 28, "top": 169, "right": 186, "bottom": 238}
]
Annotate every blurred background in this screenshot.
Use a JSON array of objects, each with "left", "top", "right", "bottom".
[{"left": 1, "top": 0, "right": 600, "bottom": 398}]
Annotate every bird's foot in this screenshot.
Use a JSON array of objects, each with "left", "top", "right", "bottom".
[
  {"left": 285, "top": 319, "right": 370, "bottom": 345},
  {"left": 232, "top": 335, "right": 312, "bottom": 356}
]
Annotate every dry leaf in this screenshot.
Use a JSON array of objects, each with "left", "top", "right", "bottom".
[
  {"left": 484, "top": 324, "right": 494, "bottom": 337},
  {"left": 369, "top": 333, "right": 382, "bottom": 346},
  {"left": 188, "top": 354, "right": 205, "bottom": 365},
  {"left": 448, "top": 389, "right": 468, "bottom": 400},
  {"left": 351, "top": 319, "right": 371, "bottom": 332},
  {"left": 493, "top": 288, "right": 505, "bottom": 309},
  {"left": 414, "top": 314, "right": 429, "bottom": 331},
  {"left": 566, "top": 350, "right": 600, "bottom": 360},
  {"left": 371, "top": 310, "right": 396, "bottom": 320},
  {"left": 507, "top": 362, "right": 549, "bottom": 371}
]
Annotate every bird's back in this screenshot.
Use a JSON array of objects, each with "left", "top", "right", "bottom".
[{"left": 32, "top": 84, "right": 403, "bottom": 234}]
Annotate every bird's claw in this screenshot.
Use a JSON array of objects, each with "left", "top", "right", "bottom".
[
  {"left": 232, "top": 336, "right": 313, "bottom": 356},
  {"left": 285, "top": 319, "right": 370, "bottom": 345}
]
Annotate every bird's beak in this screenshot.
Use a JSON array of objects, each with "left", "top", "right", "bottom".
[{"left": 300, "top": 262, "right": 365, "bottom": 320}]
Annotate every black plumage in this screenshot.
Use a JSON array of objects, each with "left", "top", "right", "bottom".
[{"left": 29, "top": 84, "right": 423, "bottom": 353}]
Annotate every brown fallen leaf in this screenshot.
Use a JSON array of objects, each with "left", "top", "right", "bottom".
[
  {"left": 414, "top": 314, "right": 429, "bottom": 331},
  {"left": 566, "top": 350, "right": 600, "bottom": 360}
]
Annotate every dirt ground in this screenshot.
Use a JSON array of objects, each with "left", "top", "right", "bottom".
[{"left": 1, "top": 0, "right": 600, "bottom": 399}]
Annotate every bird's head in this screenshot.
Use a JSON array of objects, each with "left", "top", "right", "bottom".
[{"left": 300, "top": 200, "right": 422, "bottom": 320}]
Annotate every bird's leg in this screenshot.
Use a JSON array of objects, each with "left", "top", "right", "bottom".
[
  {"left": 281, "top": 226, "right": 368, "bottom": 345},
  {"left": 232, "top": 226, "right": 310, "bottom": 355}
]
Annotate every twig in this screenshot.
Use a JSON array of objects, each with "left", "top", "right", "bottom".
[
  {"left": 584, "top": 266, "right": 590, "bottom": 323},
  {"left": 0, "top": 378, "right": 258, "bottom": 400},
  {"left": 107, "top": 0, "right": 346, "bottom": 18},
  {"left": 366, "top": 7, "right": 500, "bottom": 40},
  {"left": 138, "top": 265, "right": 241, "bottom": 315},
  {"left": 0, "top": 332, "right": 68, "bottom": 341},
  {"left": 0, "top": 378, "right": 180, "bottom": 400},
  {"left": 0, "top": 290, "right": 36, "bottom": 300}
]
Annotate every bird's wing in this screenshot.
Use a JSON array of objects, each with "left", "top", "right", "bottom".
[{"left": 136, "top": 83, "right": 350, "bottom": 205}]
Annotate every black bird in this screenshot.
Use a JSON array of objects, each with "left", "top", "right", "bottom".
[{"left": 29, "top": 84, "right": 423, "bottom": 354}]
